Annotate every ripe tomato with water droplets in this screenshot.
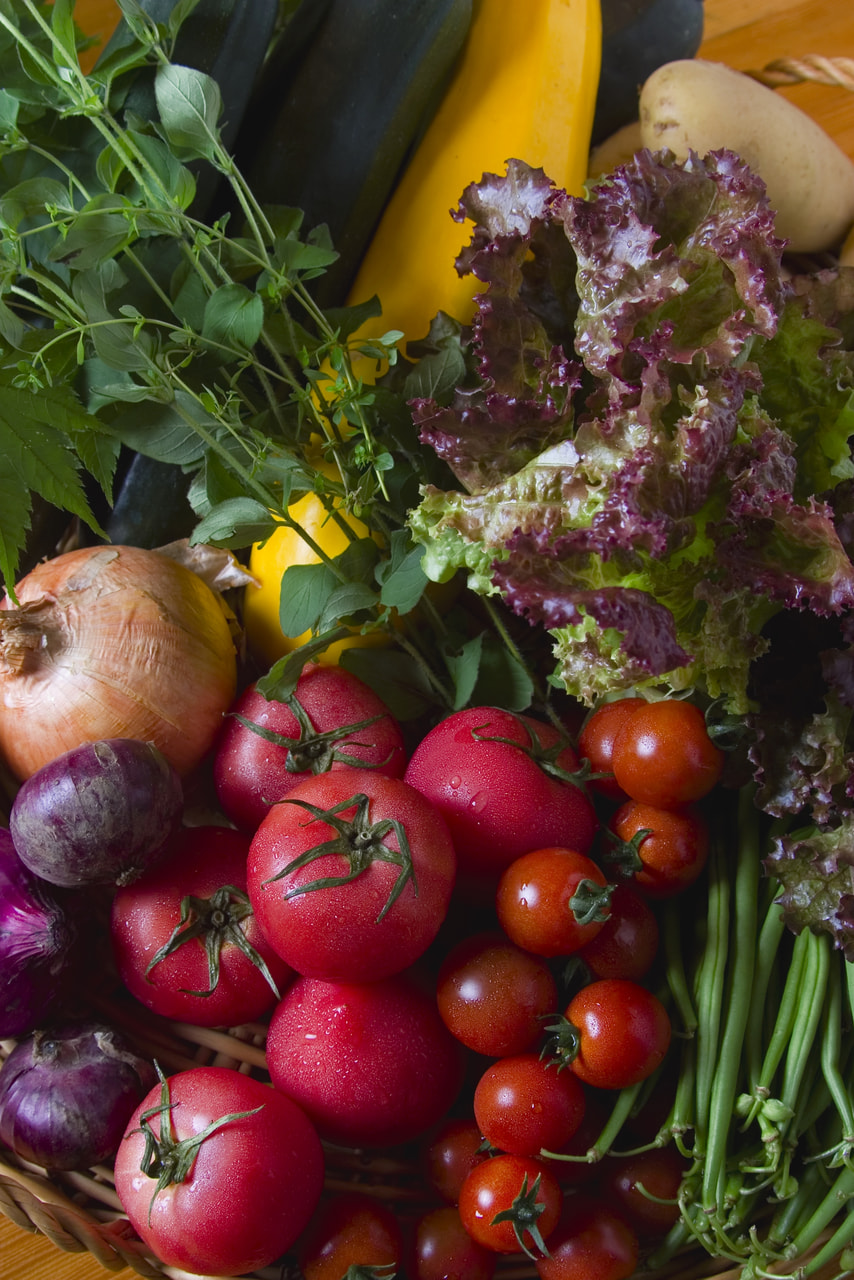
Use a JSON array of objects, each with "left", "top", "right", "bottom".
[{"left": 404, "top": 706, "right": 597, "bottom": 883}]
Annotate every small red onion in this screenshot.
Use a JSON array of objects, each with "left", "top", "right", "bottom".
[
  {"left": 0, "top": 830, "right": 76, "bottom": 1038},
  {"left": 9, "top": 738, "right": 184, "bottom": 888},
  {"left": 0, "top": 1021, "right": 157, "bottom": 1170}
]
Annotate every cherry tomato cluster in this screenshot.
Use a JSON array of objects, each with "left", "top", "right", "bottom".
[{"left": 106, "top": 667, "right": 724, "bottom": 1279}]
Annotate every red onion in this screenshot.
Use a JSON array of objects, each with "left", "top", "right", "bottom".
[
  {"left": 0, "top": 1022, "right": 157, "bottom": 1170},
  {"left": 9, "top": 738, "right": 184, "bottom": 888},
  {"left": 0, "top": 830, "right": 77, "bottom": 1038},
  {"left": 0, "top": 544, "right": 237, "bottom": 781}
]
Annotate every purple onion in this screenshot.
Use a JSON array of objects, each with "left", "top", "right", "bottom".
[
  {"left": 0, "top": 830, "right": 76, "bottom": 1038},
  {"left": 0, "top": 1021, "right": 157, "bottom": 1170},
  {"left": 9, "top": 738, "right": 184, "bottom": 887}
]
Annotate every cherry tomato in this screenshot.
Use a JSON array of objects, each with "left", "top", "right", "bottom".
[
  {"left": 247, "top": 769, "right": 456, "bottom": 982},
  {"left": 213, "top": 664, "right": 406, "bottom": 832},
  {"left": 577, "top": 883, "right": 659, "bottom": 980},
  {"left": 599, "top": 1145, "right": 687, "bottom": 1238},
  {"left": 114, "top": 1066, "right": 323, "bottom": 1276},
  {"left": 458, "top": 1154, "right": 563, "bottom": 1257},
  {"left": 436, "top": 932, "right": 558, "bottom": 1056},
  {"left": 265, "top": 970, "right": 465, "bottom": 1147},
  {"left": 110, "top": 826, "right": 292, "bottom": 1027},
  {"left": 496, "top": 847, "right": 611, "bottom": 959},
  {"left": 297, "top": 1191, "right": 403, "bottom": 1280},
  {"left": 473, "top": 1054, "right": 586, "bottom": 1158},
  {"left": 611, "top": 699, "right": 724, "bottom": 808},
  {"left": 534, "top": 1194, "right": 639, "bottom": 1280},
  {"left": 423, "top": 1117, "right": 491, "bottom": 1206},
  {"left": 404, "top": 707, "right": 597, "bottom": 882},
  {"left": 609, "top": 801, "right": 709, "bottom": 898},
  {"left": 411, "top": 1205, "right": 497, "bottom": 1280},
  {"left": 577, "top": 698, "right": 645, "bottom": 800},
  {"left": 555, "top": 978, "right": 672, "bottom": 1091}
]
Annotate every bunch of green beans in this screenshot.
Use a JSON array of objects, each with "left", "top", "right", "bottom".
[{"left": 579, "top": 787, "right": 854, "bottom": 1277}]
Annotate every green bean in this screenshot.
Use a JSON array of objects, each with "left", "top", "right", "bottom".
[
  {"left": 779, "top": 930, "right": 831, "bottom": 1121},
  {"left": 702, "top": 788, "right": 760, "bottom": 1213},
  {"left": 743, "top": 885, "right": 788, "bottom": 1092},
  {"left": 791, "top": 1165, "right": 854, "bottom": 1259},
  {"left": 692, "top": 822, "right": 731, "bottom": 1156}
]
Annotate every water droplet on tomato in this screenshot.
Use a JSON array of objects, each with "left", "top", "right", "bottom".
[
  {"left": 448, "top": 775, "right": 462, "bottom": 789},
  {"left": 470, "top": 791, "right": 487, "bottom": 814}
]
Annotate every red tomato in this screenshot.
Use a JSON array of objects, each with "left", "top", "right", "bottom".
[
  {"left": 265, "top": 970, "right": 465, "bottom": 1147},
  {"left": 577, "top": 698, "right": 645, "bottom": 800},
  {"left": 555, "top": 979, "right": 672, "bottom": 1091},
  {"left": 423, "top": 1116, "right": 491, "bottom": 1205},
  {"left": 436, "top": 932, "right": 558, "bottom": 1057},
  {"left": 608, "top": 801, "right": 709, "bottom": 898},
  {"left": 577, "top": 883, "right": 659, "bottom": 980},
  {"left": 110, "top": 826, "right": 292, "bottom": 1027},
  {"left": 473, "top": 1054, "right": 586, "bottom": 1158},
  {"left": 599, "top": 1146, "right": 687, "bottom": 1238},
  {"left": 213, "top": 664, "right": 406, "bottom": 832},
  {"left": 458, "top": 1153, "right": 563, "bottom": 1257},
  {"left": 611, "top": 699, "right": 724, "bottom": 808},
  {"left": 404, "top": 707, "right": 597, "bottom": 881},
  {"left": 411, "top": 1205, "right": 497, "bottom": 1280},
  {"left": 114, "top": 1066, "right": 323, "bottom": 1276},
  {"left": 534, "top": 1194, "right": 639, "bottom": 1280},
  {"left": 246, "top": 769, "right": 456, "bottom": 982},
  {"left": 297, "top": 1191, "right": 403, "bottom": 1280},
  {"left": 496, "top": 847, "right": 611, "bottom": 959}
]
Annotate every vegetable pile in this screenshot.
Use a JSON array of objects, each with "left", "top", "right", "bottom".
[{"left": 3, "top": 2, "right": 854, "bottom": 1280}]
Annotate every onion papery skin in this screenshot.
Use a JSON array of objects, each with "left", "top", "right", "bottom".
[
  {"left": 0, "top": 830, "right": 77, "bottom": 1038},
  {"left": 0, "top": 1022, "right": 157, "bottom": 1170},
  {"left": 0, "top": 545, "right": 238, "bottom": 780},
  {"left": 10, "top": 739, "right": 184, "bottom": 888}
]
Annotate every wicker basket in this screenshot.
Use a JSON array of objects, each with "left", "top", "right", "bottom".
[{"left": 3, "top": 42, "right": 854, "bottom": 1280}]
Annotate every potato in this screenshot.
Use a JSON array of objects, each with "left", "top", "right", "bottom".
[
  {"left": 639, "top": 58, "right": 854, "bottom": 253},
  {"left": 588, "top": 120, "right": 643, "bottom": 181}
]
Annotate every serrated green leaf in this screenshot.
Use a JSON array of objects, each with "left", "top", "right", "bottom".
[
  {"left": 202, "top": 282, "right": 264, "bottom": 351},
  {"left": 154, "top": 63, "right": 222, "bottom": 161},
  {"left": 0, "top": 382, "right": 106, "bottom": 584},
  {"left": 0, "top": 470, "right": 32, "bottom": 595},
  {"left": 190, "top": 496, "right": 276, "bottom": 549}
]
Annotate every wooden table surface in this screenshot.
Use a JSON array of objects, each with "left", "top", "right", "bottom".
[{"left": 4, "top": 1, "right": 854, "bottom": 1277}]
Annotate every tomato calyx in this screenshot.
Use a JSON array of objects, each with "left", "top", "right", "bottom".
[
  {"left": 144, "top": 884, "right": 284, "bottom": 1000},
  {"left": 489, "top": 1170, "right": 552, "bottom": 1261},
  {"left": 132, "top": 1064, "right": 264, "bottom": 1222},
  {"left": 570, "top": 877, "right": 614, "bottom": 925},
  {"left": 231, "top": 695, "right": 393, "bottom": 775},
  {"left": 338, "top": 1266, "right": 397, "bottom": 1280},
  {"left": 540, "top": 1015, "right": 582, "bottom": 1072},
  {"left": 262, "top": 792, "right": 417, "bottom": 921},
  {"left": 600, "top": 826, "right": 652, "bottom": 879},
  {"left": 469, "top": 712, "right": 597, "bottom": 791}
]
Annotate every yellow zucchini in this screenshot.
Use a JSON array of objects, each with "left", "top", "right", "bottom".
[{"left": 347, "top": 0, "right": 602, "bottom": 350}]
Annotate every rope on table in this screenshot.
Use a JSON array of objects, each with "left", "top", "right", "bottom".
[{"left": 748, "top": 54, "right": 854, "bottom": 90}]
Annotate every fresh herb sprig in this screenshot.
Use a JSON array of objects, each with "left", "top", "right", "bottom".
[{"left": 0, "top": 0, "right": 539, "bottom": 720}]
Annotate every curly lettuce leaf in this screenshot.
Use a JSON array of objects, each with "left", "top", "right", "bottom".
[{"left": 408, "top": 151, "right": 854, "bottom": 715}]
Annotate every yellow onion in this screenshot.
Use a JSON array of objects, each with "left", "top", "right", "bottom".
[{"left": 0, "top": 544, "right": 237, "bottom": 780}]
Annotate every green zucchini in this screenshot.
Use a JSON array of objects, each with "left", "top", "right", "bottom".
[
  {"left": 235, "top": 0, "right": 474, "bottom": 307},
  {"left": 593, "top": 0, "right": 705, "bottom": 145}
]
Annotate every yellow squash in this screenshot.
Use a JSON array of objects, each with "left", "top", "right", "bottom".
[{"left": 347, "top": 0, "right": 602, "bottom": 349}]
